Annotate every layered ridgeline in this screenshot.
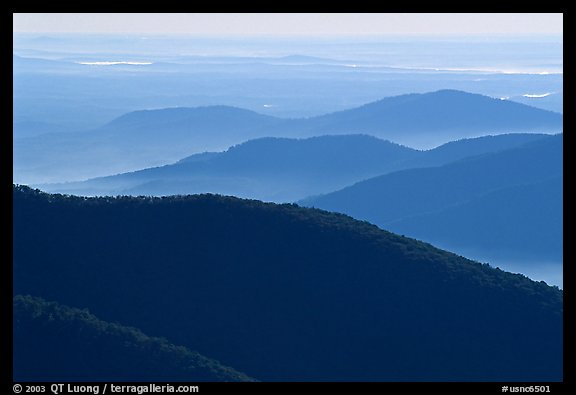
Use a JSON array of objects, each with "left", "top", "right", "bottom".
[
  {"left": 39, "top": 133, "right": 549, "bottom": 202},
  {"left": 39, "top": 135, "right": 418, "bottom": 201},
  {"left": 14, "top": 106, "right": 281, "bottom": 184},
  {"left": 14, "top": 90, "right": 562, "bottom": 184},
  {"left": 14, "top": 295, "right": 255, "bottom": 382},
  {"left": 281, "top": 89, "right": 562, "bottom": 146},
  {"left": 13, "top": 185, "right": 562, "bottom": 381},
  {"left": 303, "top": 134, "right": 563, "bottom": 267}
]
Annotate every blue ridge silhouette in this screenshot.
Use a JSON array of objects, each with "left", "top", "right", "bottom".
[
  {"left": 13, "top": 185, "right": 563, "bottom": 381},
  {"left": 15, "top": 90, "right": 562, "bottom": 184},
  {"left": 302, "top": 134, "right": 563, "bottom": 263},
  {"left": 39, "top": 133, "right": 550, "bottom": 202}
]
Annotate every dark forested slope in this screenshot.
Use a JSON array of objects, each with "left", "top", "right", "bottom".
[
  {"left": 13, "top": 186, "right": 563, "bottom": 381},
  {"left": 13, "top": 295, "right": 256, "bottom": 382}
]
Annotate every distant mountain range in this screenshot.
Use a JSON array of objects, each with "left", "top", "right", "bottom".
[
  {"left": 387, "top": 177, "right": 562, "bottom": 261},
  {"left": 14, "top": 90, "right": 562, "bottom": 184},
  {"left": 39, "top": 133, "right": 550, "bottom": 202},
  {"left": 13, "top": 185, "right": 563, "bottom": 381},
  {"left": 302, "top": 134, "right": 563, "bottom": 264},
  {"left": 39, "top": 135, "right": 416, "bottom": 201},
  {"left": 506, "top": 92, "right": 563, "bottom": 114},
  {"left": 14, "top": 106, "right": 281, "bottom": 184},
  {"left": 13, "top": 120, "right": 69, "bottom": 138},
  {"left": 278, "top": 89, "right": 562, "bottom": 147}
]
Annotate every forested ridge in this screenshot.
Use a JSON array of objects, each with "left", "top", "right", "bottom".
[
  {"left": 13, "top": 295, "right": 256, "bottom": 382},
  {"left": 13, "top": 185, "right": 563, "bottom": 381}
]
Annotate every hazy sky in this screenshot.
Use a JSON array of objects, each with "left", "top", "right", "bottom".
[{"left": 13, "top": 13, "right": 563, "bottom": 36}]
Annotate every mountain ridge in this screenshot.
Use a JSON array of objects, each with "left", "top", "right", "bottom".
[
  {"left": 38, "top": 133, "right": 553, "bottom": 202},
  {"left": 14, "top": 89, "right": 563, "bottom": 184},
  {"left": 36, "top": 134, "right": 418, "bottom": 200},
  {"left": 284, "top": 89, "right": 562, "bottom": 145},
  {"left": 302, "top": 134, "right": 563, "bottom": 267},
  {"left": 103, "top": 105, "right": 281, "bottom": 131},
  {"left": 13, "top": 294, "right": 256, "bottom": 382},
  {"left": 13, "top": 185, "right": 563, "bottom": 381},
  {"left": 387, "top": 176, "right": 563, "bottom": 262}
]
